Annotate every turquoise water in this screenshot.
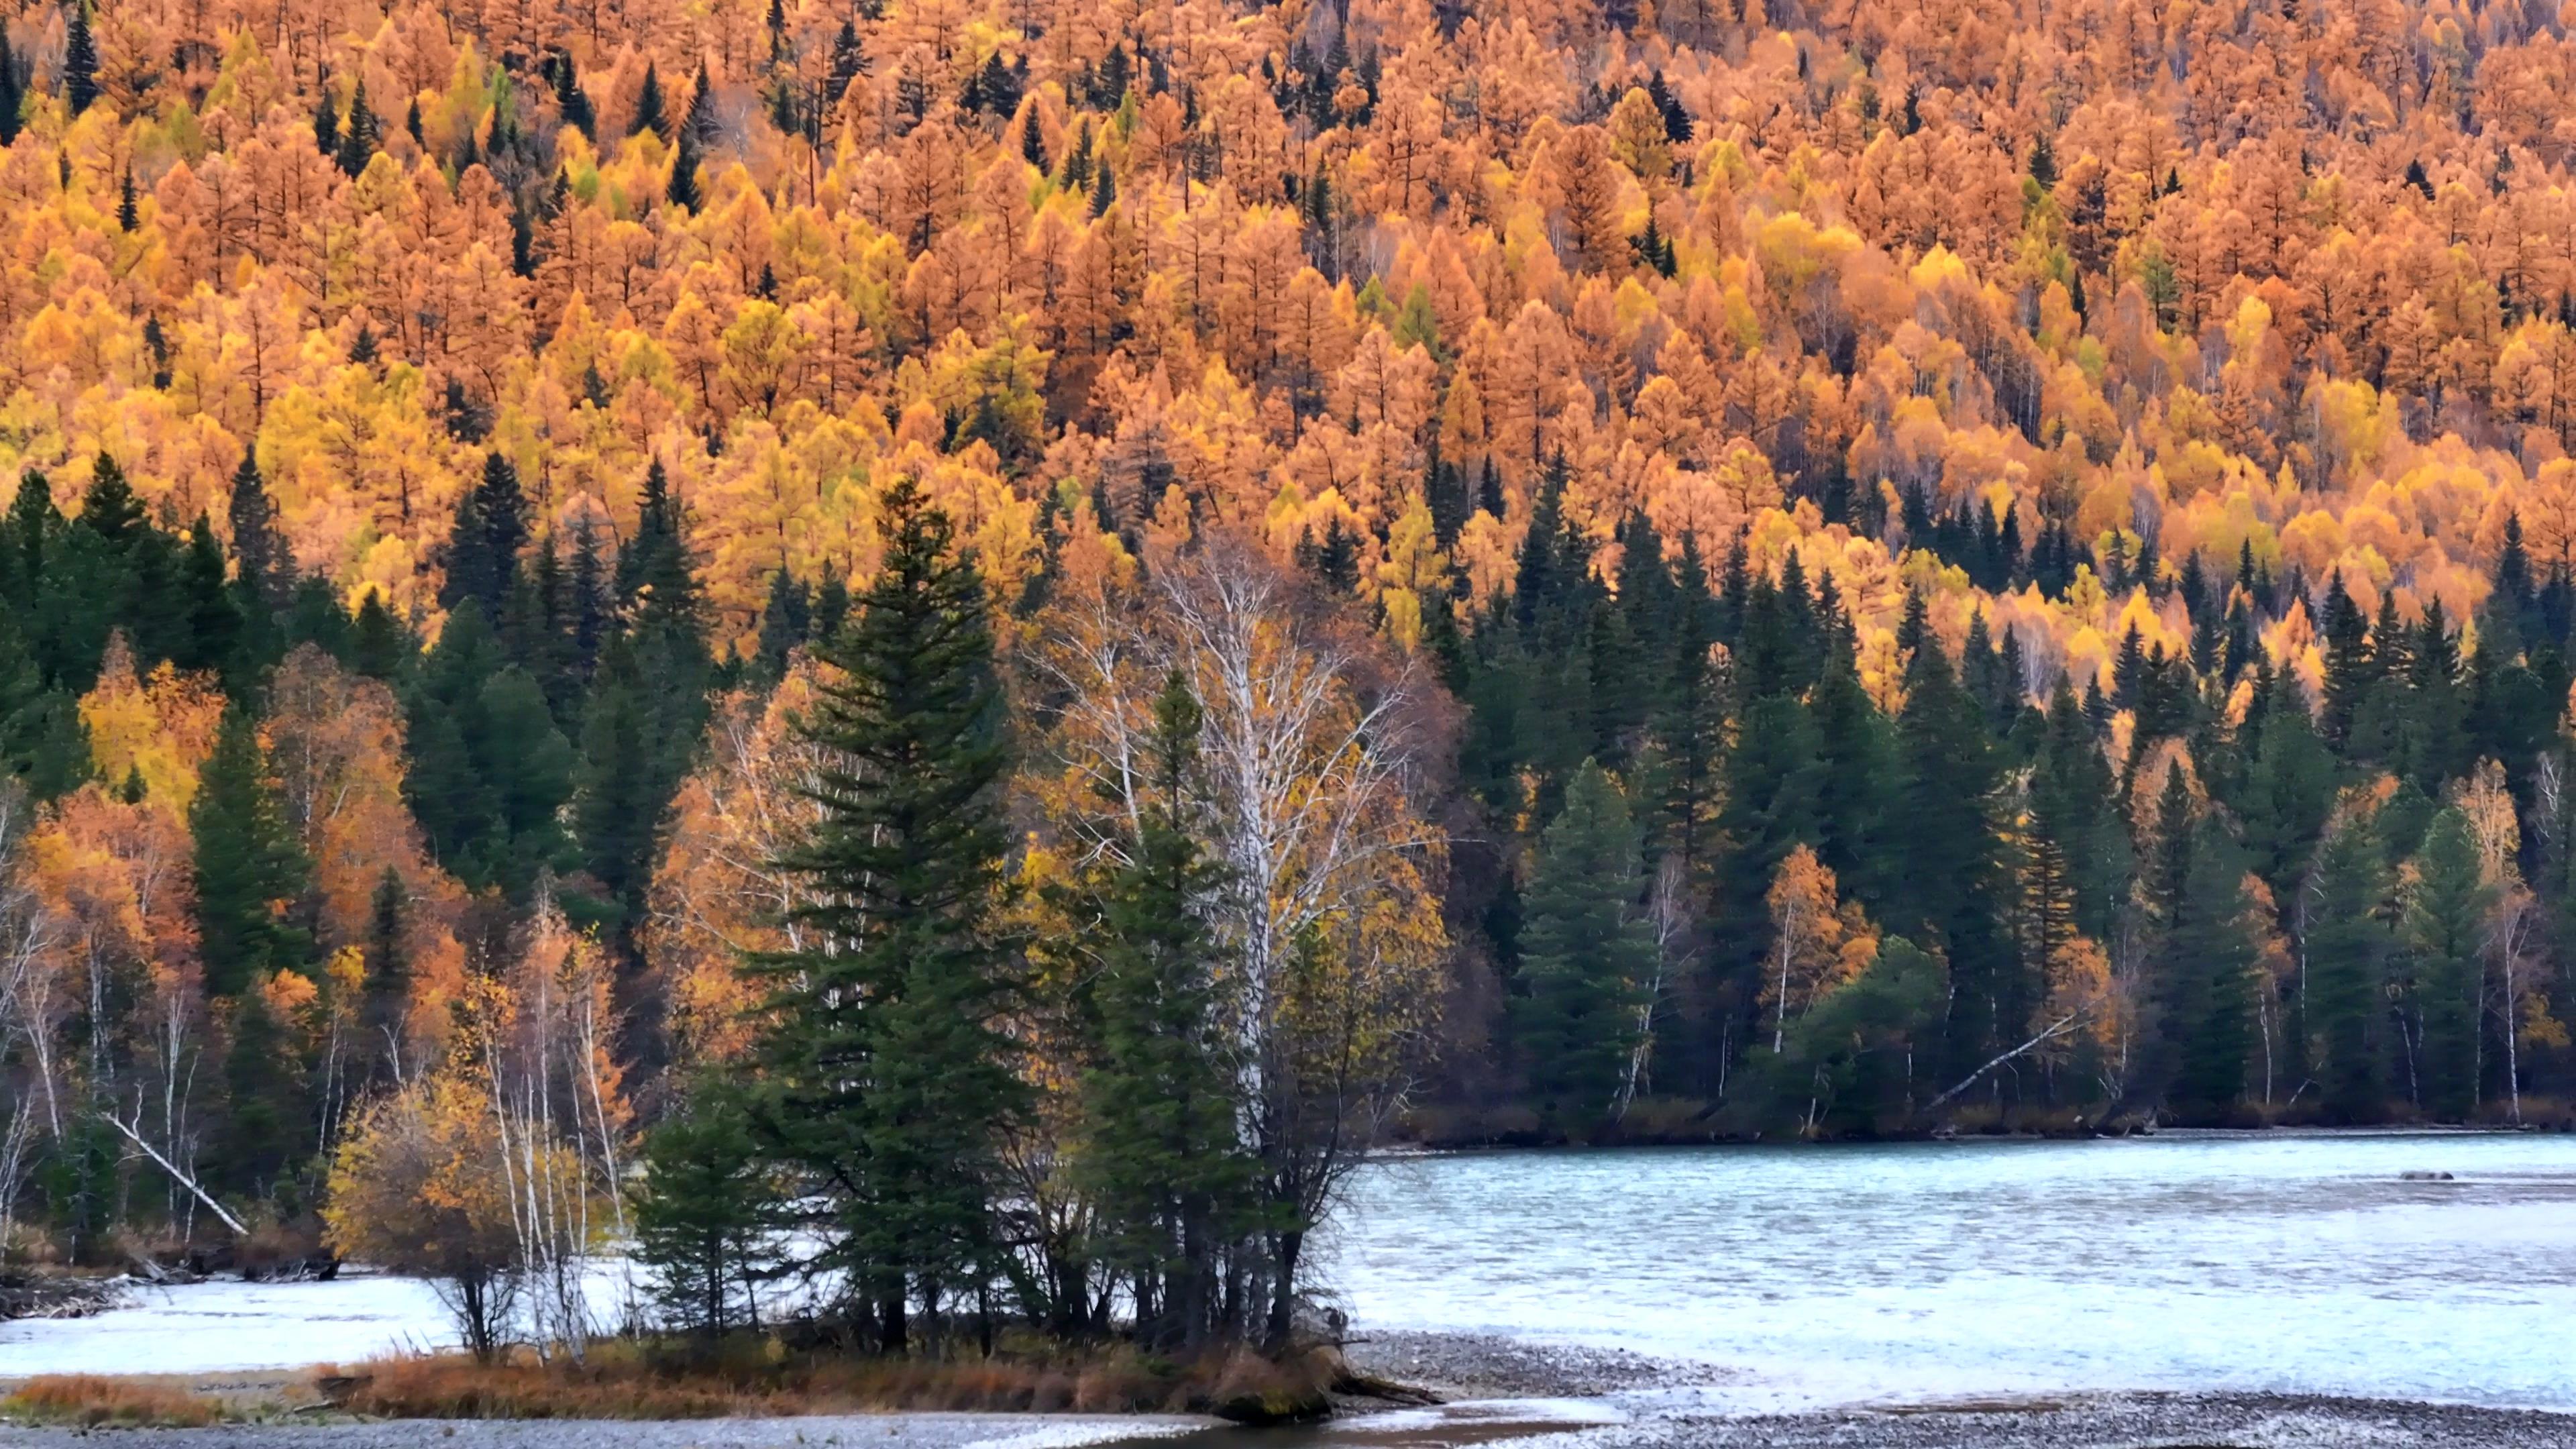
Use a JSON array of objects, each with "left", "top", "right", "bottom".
[{"left": 1321, "top": 1132, "right": 2576, "bottom": 1410}]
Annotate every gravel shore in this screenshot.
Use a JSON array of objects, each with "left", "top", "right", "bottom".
[
  {"left": 1342, "top": 1332, "right": 2576, "bottom": 1448},
  {"left": 1626, "top": 1392, "right": 2576, "bottom": 1448}
]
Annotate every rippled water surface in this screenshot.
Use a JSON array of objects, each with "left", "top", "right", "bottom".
[
  {"left": 1322, "top": 1132, "right": 2576, "bottom": 1409},
  {"left": 5, "top": 1131, "right": 2573, "bottom": 1409}
]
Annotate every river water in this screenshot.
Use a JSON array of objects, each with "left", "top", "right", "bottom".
[
  {"left": 4, "top": 1132, "right": 2573, "bottom": 1411},
  {"left": 1322, "top": 1131, "right": 2576, "bottom": 1410}
]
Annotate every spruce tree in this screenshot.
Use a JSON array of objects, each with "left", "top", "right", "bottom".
[
  {"left": 2404, "top": 806, "right": 2489, "bottom": 1120},
  {"left": 218, "top": 980, "right": 310, "bottom": 1196},
  {"left": 441, "top": 452, "right": 529, "bottom": 616},
  {"left": 749, "top": 474, "right": 1024, "bottom": 1353},
  {"left": 1068, "top": 673, "right": 1252, "bottom": 1349},
  {"left": 637, "top": 1079, "right": 784, "bottom": 1336},
  {"left": 362, "top": 867, "right": 409, "bottom": 1084},
  {"left": 2308, "top": 811, "right": 2394, "bottom": 1123},
  {"left": 1511, "top": 761, "right": 1652, "bottom": 1136},
  {"left": 0, "top": 617, "right": 87, "bottom": 798},
  {"left": 553, "top": 53, "right": 597, "bottom": 138},
  {"left": 64, "top": 0, "right": 100, "bottom": 116},
  {"left": 351, "top": 589, "right": 410, "bottom": 680},
  {"left": 335, "top": 80, "right": 380, "bottom": 176},
  {"left": 573, "top": 638, "right": 663, "bottom": 924},
  {"left": 227, "top": 453, "right": 292, "bottom": 613},
  {"left": 667, "top": 127, "right": 704, "bottom": 210},
  {"left": 1020, "top": 105, "right": 1049, "bottom": 169},
  {"left": 191, "top": 706, "right": 313, "bottom": 998},
  {"left": 2238, "top": 666, "right": 2334, "bottom": 905},
  {"left": 632, "top": 62, "right": 669, "bottom": 139},
  {"left": 683, "top": 64, "right": 720, "bottom": 145},
  {"left": 828, "top": 23, "right": 865, "bottom": 102},
  {"left": 2152, "top": 814, "right": 2258, "bottom": 1123}
]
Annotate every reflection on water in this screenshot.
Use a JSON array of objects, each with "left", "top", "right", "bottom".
[{"left": 1318, "top": 1132, "right": 2576, "bottom": 1410}]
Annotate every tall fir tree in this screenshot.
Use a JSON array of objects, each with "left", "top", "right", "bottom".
[
  {"left": 440, "top": 452, "right": 530, "bottom": 616},
  {"left": 1511, "top": 761, "right": 1653, "bottom": 1135},
  {"left": 1067, "top": 673, "right": 1254, "bottom": 1349},
  {"left": 2403, "top": 806, "right": 2490, "bottom": 1120},
  {"left": 2307, "top": 810, "right": 2394, "bottom": 1124},
  {"left": 64, "top": 0, "right": 100, "bottom": 116},
  {"left": 191, "top": 707, "right": 313, "bottom": 998},
  {"left": 748, "top": 474, "right": 1024, "bottom": 1353}
]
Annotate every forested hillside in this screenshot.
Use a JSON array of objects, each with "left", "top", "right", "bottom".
[{"left": 0, "top": 0, "right": 2571, "bottom": 1311}]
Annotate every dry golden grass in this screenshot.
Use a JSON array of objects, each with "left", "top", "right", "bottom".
[
  {"left": 1, "top": 1373, "right": 226, "bottom": 1427},
  {"left": 319, "top": 1336, "right": 1350, "bottom": 1422}
]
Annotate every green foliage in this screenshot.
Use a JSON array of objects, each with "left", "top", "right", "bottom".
[
  {"left": 2307, "top": 812, "right": 2394, "bottom": 1124},
  {"left": 637, "top": 1080, "right": 787, "bottom": 1336},
  {"left": 1768, "top": 936, "right": 1946, "bottom": 1135},
  {"left": 2403, "top": 808, "right": 2490, "bottom": 1121},
  {"left": 1065, "top": 674, "right": 1258, "bottom": 1350},
  {"left": 749, "top": 474, "right": 1024, "bottom": 1352},
  {"left": 189, "top": 706, "right": 312, "bottom": 997},
  {"left": 1511, "top": 761, "right": 1653, "bottom": 1135}
]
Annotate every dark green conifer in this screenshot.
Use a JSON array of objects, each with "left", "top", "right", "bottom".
[
  {"left": 191, "top": 707, "right": 313, "bottom": 998},
  {"left": 1511, "top": 761, "right": 1652, "bottom": 1136},
  {"left": 64, "top": 1, "right": 102, "bottom": 116},
  {"left": 2404, "top": 807, "right": 2489, "bottom": 1120},
  {"left": 748, "top": 474, "right": 1024, "bottom": 1354}
]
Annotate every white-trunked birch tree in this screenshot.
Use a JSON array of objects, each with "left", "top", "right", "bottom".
[{"left": 1024, "top": 519, "right": 1449, "bottom": 1348}]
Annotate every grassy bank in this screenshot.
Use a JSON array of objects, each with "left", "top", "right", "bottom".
[{"left": 1, "top": 1335, "right": 1386, "bottom": 1428}]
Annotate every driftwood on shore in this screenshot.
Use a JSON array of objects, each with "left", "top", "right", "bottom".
[{"left": 0, "top": 1267, "right": 127, "bottom": 1322}]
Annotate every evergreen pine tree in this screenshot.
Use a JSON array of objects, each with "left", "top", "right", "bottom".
[
  {"left": 441, "top": 452, "right": 529, "bottom": 616},
  {"left": 227, "top": 453, "right": 292, "bottom": 614},
  {"left": 362, "top": 867, "right": 409, "bottom": 1084},
  {"left": 636, "top": 1078, "right": 785, "bottom": 1335},
  {"left": 2404, "top": 806, "right": 2490, "bottom": 1120},
  {"left": 747, "top": 474, "right": 1025, "bottom": 1352},
  {"left": 1067, "top": 674, "right": 1252, "bottom": 1349},
  {"left": 335, "top": 80, "right": 380, "bottom": 176},
  {"left": 2308, "top": 810, "right": 2394, "bottom": 1124},
  {"left": 1020, "top": 105, "right": 1050, "bottom": 169},
  {"left": 1511, "top": 761, "right": 1652, "bottom": 1136},
  {"left": 553, "top": 53, "right": 597, "bottom": 138},
  {"left": 828, "top": 23, "right": 865, "bottom": 102},
  {"left": 684, "top": 63, "right": 720, "bottom": 144},
  {"left": 667, "top": 127, "right": 704, "bottom": 210},
  {"left": 64, "top": 0, "right": 101, "bottom": 116},
  {"left": 632, "top": 62, "right": 669, "bottom": 138},
  {"left": 573, "top": 638, "right": 667, "bottom": 925},
  {"left": 218, "top": 979, "right": 310, "bottom": 1197},
  {"left": 191, "top": 706, "right": 313, "bottom": 998},
  {"left": 351, "top": 589, "right": 410, "bottom": 680}
]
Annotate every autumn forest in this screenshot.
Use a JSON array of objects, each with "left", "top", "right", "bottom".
[{"left": 0, "top": 0, "right": 2571, "bottom": 1363}]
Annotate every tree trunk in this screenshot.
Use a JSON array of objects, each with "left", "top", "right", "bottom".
[{"left": 1264, "top": 1227, "right": 1305, "bottom": 1352}]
